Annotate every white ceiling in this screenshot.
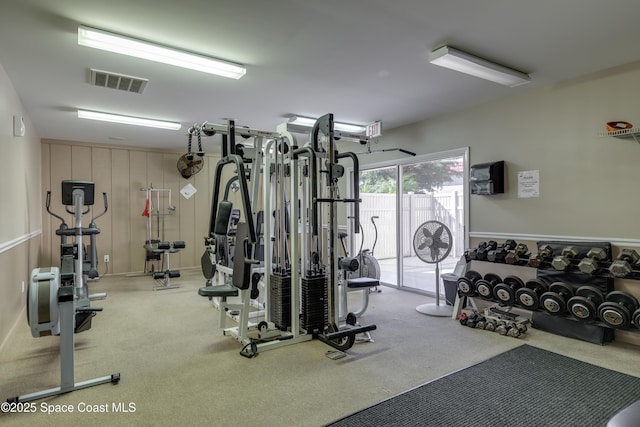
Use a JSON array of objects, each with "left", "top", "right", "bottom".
[{"left": 2, "top": 0, "right": 640, "bottom": 152}]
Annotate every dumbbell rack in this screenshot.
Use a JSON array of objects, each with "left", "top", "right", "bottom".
[{"left": 456, "top": 239, "right": 640, "bottom": 345}]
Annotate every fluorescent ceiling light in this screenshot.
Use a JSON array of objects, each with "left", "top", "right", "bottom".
[
  {"left": 429, "top": 46, "right": 530, "bottom": 87},
  {"left": 288, "top": 116, "right": 366, "bottom": 133},
  {"left": 77, "top": 109, "right": 182, "bottom": 130},
  {"left": 78, "top": 25, "right": 246, "bottom": 79}
]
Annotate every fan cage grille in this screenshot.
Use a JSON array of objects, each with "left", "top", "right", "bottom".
[{"left": 412, "top": 220, "right": 452, "bottom": 264}]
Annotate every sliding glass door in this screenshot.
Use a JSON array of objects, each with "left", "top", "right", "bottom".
[
  {"left": 400, "top": 154, "right": 465, "bottom": 296},
  {"left": 353, "top": 148, "right": 467, "bottom": 297}
]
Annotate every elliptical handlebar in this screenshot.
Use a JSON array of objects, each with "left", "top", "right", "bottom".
[
  {"left": 371, "top": 216, "right": 379, "bottom": 255},
  {"left": 45, "top": 191, "right": 67, "bottom": 226},
  {"left": 91, "top": 192, "right": 109, "bottom": 224}
]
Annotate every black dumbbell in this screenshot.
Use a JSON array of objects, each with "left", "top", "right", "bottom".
[
  {"left": 464, "top": 249, "right": 476, "bottom": 262},
  {"left": 609, "top": 249, "right": 640, "bottom": 278},
  {"left": 540, "top": 282, "right": 574, "bottom": 315},
  {"left": 551, "top": 246, "right": 579, "bottom": 271},
  {"left": 493, "top": 276, "right": 524, "bottom": 305},
  {"left": 467, "top": 314, "right": 485, "bottom": 328},
  {"left": 466, "top": 242, "right": 486, "bottom": 261},
  {"left": 475, "top": 273, "right": 502, "bottom": 300},
  {"left": 577, "top": 248, "right": 607, "bottom": 275},
  {"left": 477, "top": 241, "right": 498, "bottom": 261},
  {"left": 488, "top": 240, "right": 517, "bottom": 263},
  {"left": 529, "top": 244, "right": 553, "bottom": 268},
  {"left": 567, "top": 286, "right": 605, "bottom": 321},
  {"left": 495, "top": 321, "right": 511, "bottom": 336},
  {"left": 505, "top": 243, "right": 529, "bottom": 265},
  {"left": 484, "top": 319, "right": 497, "bottom": 331},
  {"left": 457, "top": 270, "right": 482, "bottom": 297},
  {"left": 475, "top": 317, "right": 486, "bottom": 330},
  {"left": 515, "top": 279, "right": 548, "bottom": 310},
  {"left": 507, "top": 322, "right": 528, "bottom": 338},
  {"left": 459, "top": 313, "right": 469, "bottom": 326},
  {"left": 598, "top": 291, "right": 639, "bottom": 328}
]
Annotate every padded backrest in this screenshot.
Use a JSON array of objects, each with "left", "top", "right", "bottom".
[
  {"left": 214, "top": 200, "right": 233, "bottom": 236},
  {"left": 254, "top": 211, "right": 264, "bottom": 261},
  {"left": 201, "top": 250, "right": 215, "bottom": 280},
  {"left": 232, "top": 222, "right": 252, "bottom": 290}
]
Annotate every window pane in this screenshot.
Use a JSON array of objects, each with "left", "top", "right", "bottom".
[{"left": 356, "top": 166, "right": 397, "bottom": 286}]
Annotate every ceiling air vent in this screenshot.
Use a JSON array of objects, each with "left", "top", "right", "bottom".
[{"left": 89, "top": 69, "right": 148, "bottom": 94}]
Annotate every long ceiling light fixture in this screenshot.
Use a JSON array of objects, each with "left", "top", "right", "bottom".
[
  {"left": 429, "top": 46, "right": 530, "bottom": 87},
  {"left": 78, "top": 25, "right": 246, "bottom": 79},
  {"left": 77, "top": 109, "right": 182, "bottom": 130},
  {"left": 288, "top": 115, "right": 366, "bottom": 134}
]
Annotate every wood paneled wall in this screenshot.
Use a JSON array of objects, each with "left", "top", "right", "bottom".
[{"left": 41, "top": 140, "right": 223, "bottom": 275}]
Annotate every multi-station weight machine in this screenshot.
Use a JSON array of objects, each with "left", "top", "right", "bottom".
[{"left": 197, "top": 115, "right": 377, "bottom": 357}]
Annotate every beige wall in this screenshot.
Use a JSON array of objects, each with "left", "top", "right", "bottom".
[
  {"left": 380, "top": 60, "right": 640, "bottom": 240},
  {"left": 0, "top": 64, "right": 42, "bottom": 351},
  {"left": 41, "top": 140, "right": 226, "bottom": 275}
]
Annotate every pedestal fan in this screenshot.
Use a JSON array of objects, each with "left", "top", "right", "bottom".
[{"left": 413, "top": 220, "right": 453, "bottom": 317}]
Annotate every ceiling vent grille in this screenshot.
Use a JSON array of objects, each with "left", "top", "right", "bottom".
[{"left": 89, "top": 69, "right": 148, "bottom": 94}]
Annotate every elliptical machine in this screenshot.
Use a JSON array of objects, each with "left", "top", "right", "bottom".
[
  {"left": 46, "top": 183, "right": 108, "bottom": 281},
  {"left": 339, "top": 215, "right": 382, "bottom": 287},
  {"left": 8, "top": 180, "right": 119, "bottom": 403}
]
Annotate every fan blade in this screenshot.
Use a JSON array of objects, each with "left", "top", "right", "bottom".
[
  {"left": 430, "top": 246, "right": 439, "bottom": 261},
  {"left": 417, "top": 240, "right": 428, "bottom": 250},
  {"left": 433, "top": 225, "right": 444, "bottom": 241},
  {"left": 422, "top": 227, "right": 433, "bottom": 239},
  {"left": 436, "top": 240, "right": 449, "bottom": 250}
]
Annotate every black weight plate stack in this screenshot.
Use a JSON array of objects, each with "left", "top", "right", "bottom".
[
  {"left": 300, "top": 275, "right": 327, "bottom": 334},
  {"left": 270, "top": 272, "right": 293, "bottom": 331}
]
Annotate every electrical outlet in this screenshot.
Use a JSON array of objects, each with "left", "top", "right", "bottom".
[
  {"left": 104, "top": 254, "right": 110, "bottom": 263},
  {"left": 21, "top": 281, "right": 25, "bottom": 293}
]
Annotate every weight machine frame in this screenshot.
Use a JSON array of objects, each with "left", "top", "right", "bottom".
[{"left": 198, "top": 116, "right": 376, "bottom": 357}]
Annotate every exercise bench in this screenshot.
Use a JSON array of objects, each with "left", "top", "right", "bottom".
[{"left": 152, "top": 240, "right": 185, "bottom": 290}]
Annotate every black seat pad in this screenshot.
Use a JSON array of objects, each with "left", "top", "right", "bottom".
[
  {"left": 347, "top": 277, "right": 379, "bottom": 288},
  {"left": 198, "top": 284, "right": 238, "bottom": 298}
]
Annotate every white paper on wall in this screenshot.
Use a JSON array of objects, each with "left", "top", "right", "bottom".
[{"left": 180, "top": 183, "right": 197, "bottom": 199}]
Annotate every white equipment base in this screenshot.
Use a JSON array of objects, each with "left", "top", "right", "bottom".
[{"left": 416, "top": 303, "right": 453, "bottom": 317}]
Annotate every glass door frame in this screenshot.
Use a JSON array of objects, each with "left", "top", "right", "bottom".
[{"left": 347, "top": 147, "right": 469, "bottom": 293}]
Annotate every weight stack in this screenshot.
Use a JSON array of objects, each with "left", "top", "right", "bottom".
[
  {"left": 301, "top": 275, "right": 328, "bottom": 334},
  {"left": 270, "top": 272, "right": 291, "bottom": 331}
]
